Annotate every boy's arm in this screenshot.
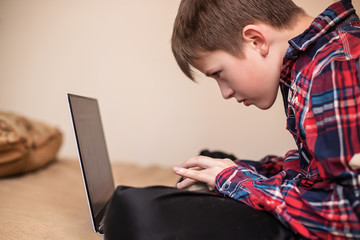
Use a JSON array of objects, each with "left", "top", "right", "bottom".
[
  {"left": 215, "top": 149, "right": 300, "bottom": 210},
  {"left": 174, "top": 150, "right": 298, "bottom": 191}
]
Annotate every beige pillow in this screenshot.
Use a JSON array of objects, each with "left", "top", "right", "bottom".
[{"left": 0, "top": 111, "right": 62, "bottom": 177}]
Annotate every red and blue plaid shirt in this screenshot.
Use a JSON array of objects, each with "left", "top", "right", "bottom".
[{"left": 215, "top": 1, "right": 360, "bottom": 239}]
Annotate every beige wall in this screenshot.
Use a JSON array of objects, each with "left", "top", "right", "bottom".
[{"left": 0, "top": 1, "right": 358, "bottom": 166}]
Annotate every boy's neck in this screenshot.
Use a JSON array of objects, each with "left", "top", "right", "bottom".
[{"left": 286, "top": 14, "right": 315, "bottom": 42}]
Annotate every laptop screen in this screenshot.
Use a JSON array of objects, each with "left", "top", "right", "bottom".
[{"left": 68, "top": 94, "right": 115, "bottom": 233}]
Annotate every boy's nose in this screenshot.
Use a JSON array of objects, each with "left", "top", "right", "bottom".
[{"left": 219, "top": 84, "right": 235, "bottom": 99}]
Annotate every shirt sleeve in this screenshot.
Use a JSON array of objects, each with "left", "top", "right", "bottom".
[{"left": 215, "top": 149, "right": 299, "bottom": 211}]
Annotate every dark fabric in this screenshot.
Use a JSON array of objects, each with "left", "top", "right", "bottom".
[
  {"left": 103, "top": 185, "right": 302, "bottom": 240},
  {"left": 199, "top": 149, "right": 237, "bottom": 160}
]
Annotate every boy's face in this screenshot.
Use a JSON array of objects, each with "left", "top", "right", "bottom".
[{"left": 193, "top": 45, "right": 282, "bottom": 110}]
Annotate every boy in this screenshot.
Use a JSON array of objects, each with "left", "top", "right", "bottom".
[{"left": 172, "top": 0, "right": 360, "bottom": 239}]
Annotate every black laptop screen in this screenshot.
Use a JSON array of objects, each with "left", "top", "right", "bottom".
[{"left": 68, "top": 94, "right": 115, "bottom": 232}]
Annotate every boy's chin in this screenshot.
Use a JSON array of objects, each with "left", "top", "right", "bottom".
[{"left": 255, "top": 99, "right": 277, "bottom": 110}]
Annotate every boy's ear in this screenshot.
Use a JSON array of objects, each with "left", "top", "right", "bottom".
[{"left": 242, "top": 24, "right": 270, "bottom": 56}]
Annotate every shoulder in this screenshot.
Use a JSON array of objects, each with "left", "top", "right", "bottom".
[
  {"left": 293, "top": 22, "right": 360, "bottom": 117},
  {"left": 336, "top": 22, "right": 360, "bottom": 59},
  {"left": 301, "top": 21, "right": 360, "bottom": 92},
  {"left": 312, "top": 24, "right": 360, "bottom": 73}
]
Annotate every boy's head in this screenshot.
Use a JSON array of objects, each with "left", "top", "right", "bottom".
[{"left": 171, "top": 0, "right": 305, "bottom": 81}]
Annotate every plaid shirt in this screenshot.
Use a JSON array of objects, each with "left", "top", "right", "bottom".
[{"left": 215, "top": 1, "right": 360, "bottom": 239}]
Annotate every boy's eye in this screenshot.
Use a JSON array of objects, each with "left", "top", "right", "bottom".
[{"left": 212, "top": 71, "right": 220, "bottom": 78}]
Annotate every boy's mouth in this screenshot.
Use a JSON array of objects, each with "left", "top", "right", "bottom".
[
  {"left": 237, "top": 99, "right": 251, "bottom": 106},
  {"left": 243, "top": 100, "right": 251, "bottom": 106}
]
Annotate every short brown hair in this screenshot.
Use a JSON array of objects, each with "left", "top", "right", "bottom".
[{"left": 171, "top": 0, "right": 305, "bottom": 80}]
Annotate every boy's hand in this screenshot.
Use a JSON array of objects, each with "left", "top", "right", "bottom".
[{"left": 173, "top": 156, "right": 237, "bottom": 191}]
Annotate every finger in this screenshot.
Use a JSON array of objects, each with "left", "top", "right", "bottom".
[
  {"left": 181, "top": 156, "right": 214, "bottom": 169},
  {"left": 173, "top": 166, "right": 198, "bottom": 188},
  {"left": 189, "top": 166, "right": 202, "bottom": 171},
  {"left": 173, "top": 166, "right": 211, "bottom": 184},
  {"left": 176, "top": 178, "right": 197, "bottom": 189},
  {"left": 173, "top": 166, "right": 202, "bottom": 177}
]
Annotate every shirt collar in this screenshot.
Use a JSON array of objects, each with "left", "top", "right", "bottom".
[{"left": 286, "top": 0, "right": 356, "bottom": 56}]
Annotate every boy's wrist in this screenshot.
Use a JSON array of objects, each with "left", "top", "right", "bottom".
[{"left": 215, "top": 165, "right": 239, "bottom": 192}]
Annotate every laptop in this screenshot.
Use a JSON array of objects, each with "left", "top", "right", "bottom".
[{"left": 67, "top": 93, "right": 115, "bottom": 235}]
